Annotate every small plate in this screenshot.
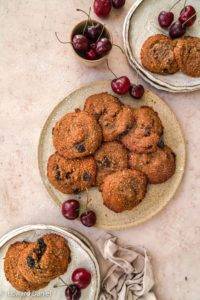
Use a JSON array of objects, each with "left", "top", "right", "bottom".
[
  {"left": 0, "top": 225, "right": 100, "bottom": 300},
  {"left": 123, "top": 0, "right": 200, "bottom": 93},
  {"left": 38, "top": 80, "right": 186, "bottom": 230}
]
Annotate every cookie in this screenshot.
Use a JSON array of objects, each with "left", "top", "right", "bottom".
[
  {"left": 101, "top": 169, "right": 148, "bottom": 213},
  {"left": 94, "top": 141, "right": 128, "bottom": 188},
  {"left": 18, "top": 234, "right": 70, "bottom": 285},
  {"left": 121, "top": 106, "right": 163, "bottom": 153},
  {"left": 47, "top": 152, "right": 96, "bottom": 194},
  {"left": 53, "top": 110, "right": 102, "bottom": 159},
  {"left": 129, "top": 145, "right": 176, "bottom": 184},
  {"left": 84, "top": 93, "right": 134, "bottom": 141},
  {"left": 141, "top": 34, "right": 179, "bottom": 74},
  {"left": 4, "top": 242, "right": 47, "bottom": 292},
  {"left": 174, "top": 37, "right": 200, "bottom": 77}
]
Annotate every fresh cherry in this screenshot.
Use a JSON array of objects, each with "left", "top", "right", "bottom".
[
  {"left": 179, "top": 5, "right": 196, "bottom": 27},
  {"left": 85, "top": 23, "right": 103, "bottom": 41},
  {"left": 95, "top": 38, "right": 112, "bottom": 56},
  {"left": 65, "top": 284, "right": 81, "bottom": 300},
  {"left": 72, "top": 268, "right": 92, "bottom": 289},
  {"left": 169, "top": 21, "right": 186, "bottom": 39},
  {"left": 93, "top": 0, "right": 112, "bottom": 17},
  {"left": 86, "top": 49, "right": 97, "bottom": 60},
  {"left": 112, "top": 0, "right": 125, "bottom": 9},
  {"left": 129, "top": 84, "right": 144, "bottom": 99},
  {"left": 111, "top": 76, "right": 131, "bottom": 95},
  {"left": 80, "top": 210, "right": 96, "bottom": 227},
  {"left": 72, "top": 34, "right": 89, "bottom": 52},
  {"left": 158, "top": 11, "right": 174, "bottom": 28},
  {"left": 62, "top": 200, "right": 80, "bottom": 220}
]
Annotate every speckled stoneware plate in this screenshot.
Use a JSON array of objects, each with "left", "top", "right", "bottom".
[
  {"left": 0, "top": 225, "right": 100, "bottom": 300},
  {"left": 38, "top": 80, "right": 186, "bottom": 230},
  {"left": 123, "top": 0, "right": 200, "bottom": 92}
]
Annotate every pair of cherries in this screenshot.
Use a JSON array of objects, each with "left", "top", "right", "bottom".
[
  {"left": 108, "top": 63, "right": 144, "bottom": 99},
  {"left": 64, "top": 268, "right": 91, "bottom": 299},
  {"left": 158, "top": 2, "right": 197, "bottom": 39},
  {"left": 62, "top": 199, "right": 96, "bottom": 227},
  {"left": 94, "top": 0, "right": 126, "bottom": 18}
]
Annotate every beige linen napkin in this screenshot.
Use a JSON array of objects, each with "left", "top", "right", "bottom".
[{"left": 97, "top": 233, "right": 156, "bottom": 300}]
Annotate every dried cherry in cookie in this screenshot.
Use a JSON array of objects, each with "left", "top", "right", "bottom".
[
  {"left": 47, "top": 153, "right": 96, "bottom": 194},
  {"left": 129, "top": 145, "right": 176, "bottom": 184},
  {"left": 140, "top": 34, "right": 179, "bottom": 74},
  {"left": 121, "top": 106, "right": 163, "bottom": 154},
  {"left": 101, "top": 169, "right": 148, "bottom": 213},
  {"left": 53, "top": 111, "right": 102, "bottom": 159},
  {"left": 94, "top": 141, "right": 128, "bottom": 188}
]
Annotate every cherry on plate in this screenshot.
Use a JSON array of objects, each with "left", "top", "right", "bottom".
[
  {"left": 93, "top": 0, "right": 112, "bottom": 18},
  {"left": 112, "top": 0, "right": 125, "bottom": 9},
  {"left": 80, "top": 210, "right": 96, "bottom": 227},
  {"left": 85, "top": 23, "right": 103, "bottom": 41},
  {"left": 158, "top": 11, "right": 174, "bottom": 28},
  {"left": 169, "top": 21, "right": 186, "bottom": 39},
  {"left": 179, "top": 5, "right": 196, "bottom": 27},
  {"left": 72, "top": 268, "right": 92, "bottom": 289},
  {"left": 111, "top": 76, "right": 131, "bottom": 95},
  {"left": 129, "top": 84, "right": 144, "bottom": 99},
  {"left": 72, "top": 34, "right": 89, "bottom": 52},
  {"left": 65, "top": 284, "right": 81, "bottom": 300},
  {"left": 95, "top": 38, "right": 112, "bottom": 56},
  {"left": 62, "top": 200, "right": 80, "bottom": 220}
]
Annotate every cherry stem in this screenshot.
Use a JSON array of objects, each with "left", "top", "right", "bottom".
[
  {"left": 54, "top": 277, "right": 68, "bottom": 288},
  {"left": 183, "top": 0, "right": 187, "bottom": 8},
  {"left": 182, "top": 12, "right": 196, "bottom": 26},
  {"left": 97, "top": 24, "right": 105, "bottom": 41},
  {"left": 55, "top": 32, "right": 70, "bottom": 44},
  {"left": 106, "top": 59, "right": 118, "bottom": 79},
  {"left": 112, "top": 44, "right": 125, "bottom": 55},
  {"left": 85, "top": 188, "right": 92, "bottom": 210},
  {"left": 82, "top": 7, "right": 92, "bottom": 34},
  {"left": 170, "top": 0, "right": 182, "bottom": 11}
]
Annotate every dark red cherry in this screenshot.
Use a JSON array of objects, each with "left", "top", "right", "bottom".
[
  {"left": 65, "top": 284, "right": 81, "bottom": 300},
  {"left": 158, "top": 11, "right": 174, "bottom": 28},
  {"left": 112, "top": 0, "right": 125, "bottom": 9},
  {"left": 111, "top": 76, "right": 131, "bottom": 95},
  {"left": 72, "top": 268, "right": 92, "bottom": 289},
  {"left": 93, "top": 0, "right": 112, "bottom": 18},
  {"left": 169, "top": 21, "right": 186, "bottom": 39},
  {"left": 62, "top": 200, "right": 80, "bottom": 220},
  {"left": 95, "top": 38, "right": 112, "bottom": 56},
  {"left": 86, "top": 49, "right": 97, "bottom": 60},
  {"left": 72, "top": 34, "right": 89, "bottom": 51},
  {"left": 179, "top": 5, "right": 196, "bottom": 27},
  {"left": 80, "top": 210, "right": 96, "bottom": 227},
  {"left": 129, "top": 84, "right": 144, "bottom": 99},
  {"left": 85, "top": 23, "right": 103, "bottom": 41}
]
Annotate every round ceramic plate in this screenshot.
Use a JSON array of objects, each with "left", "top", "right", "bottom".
[
  {"left": 38, "top": 80, "right": 186, "bottom": 230},
  {"left": 0, "top": 225, "right": 100, "bottom": 300},
  {"left": 123, "top": 0, "right": 200, "bottom": 92}
]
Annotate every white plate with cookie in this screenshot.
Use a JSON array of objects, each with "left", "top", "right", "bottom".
[
  {"left": 123, "top": 0, "right": 200, "bottom": 92},
  {"left": 38, "top": 80, "right": 186, "bottom": 230},
  {"left": 0, "top": 225, "right": 100, "bottom": 300}
]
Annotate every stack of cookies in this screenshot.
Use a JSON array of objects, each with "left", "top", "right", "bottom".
[
  {"left": 47, "top": 92, "right": 176, "bottom": 213},
  {"left": 4, "top": 233, "right": 70, "bottom": 292},
  {"left": 141, "top": 34, "right": 200, "bottom": 77}
]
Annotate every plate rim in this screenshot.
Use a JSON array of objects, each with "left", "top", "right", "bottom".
[
  {"left": 38, "top": 80, "right": 186, "bottom": 230},
  {"left": 0, "top": 224, "right": 101, "bottom": 300},
  {"left": 123, "top": 0, "right": 200, "bottom": 93}
]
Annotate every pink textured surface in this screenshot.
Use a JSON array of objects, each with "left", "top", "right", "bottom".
[{"left": 0, "top": 1, "right": 200, "bottom": 299}]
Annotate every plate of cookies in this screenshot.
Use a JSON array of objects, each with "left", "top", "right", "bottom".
[
  {"left": 38, "top": 80, "right": 186, "bottom": 230},
  {"left": 0, "top": 225, "right": 100, "bottom": 299},
  {"left": 123, "top": 0, "right": 200, "bottom": 92}
]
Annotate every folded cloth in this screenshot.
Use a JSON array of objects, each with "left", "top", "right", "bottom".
[{"left": 97, "top": 233, "right": 156, "bottom": 300}]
